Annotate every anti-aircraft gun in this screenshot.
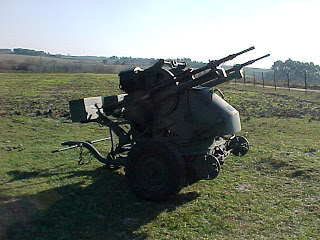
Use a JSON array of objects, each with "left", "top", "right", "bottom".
[{"left": 52, "top": 47, "right": 269, "bottom": 201}]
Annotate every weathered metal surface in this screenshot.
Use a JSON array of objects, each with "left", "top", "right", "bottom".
[{"left": 69, "top": 96, "right": 102, "bottom": 122}]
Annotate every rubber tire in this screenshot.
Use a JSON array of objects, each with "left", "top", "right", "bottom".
[
  {"left": 126, "top": 139, "right": 186, "bottom": 201},
  {"left": 230, "top": 136, "right": 249, "bottom": 156}
]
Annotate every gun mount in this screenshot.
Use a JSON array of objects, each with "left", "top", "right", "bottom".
[{"left": 53, "top": 47, "right": 269, "bottom": 201}]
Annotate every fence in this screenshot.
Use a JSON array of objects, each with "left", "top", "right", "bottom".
[{"left": 233, "top": 70, "right": 318, "bottom": 93}]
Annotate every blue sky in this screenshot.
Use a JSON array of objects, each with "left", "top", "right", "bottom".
[{"left": 1, "top": 0, "right": 319, "bottom": 68}]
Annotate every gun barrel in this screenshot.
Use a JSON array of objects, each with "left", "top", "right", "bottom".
[
  {"left": 253, "top": 54, "right": 270, "bottom": 62},
  {"left": 236, "top": 46, "right": 256, "bottom": 55},
  {"left": 214, "top": 46, "right": 255, "bottom": 66},
  {"left": 226, "top": 54, "right": 270, "bottom": 73},
  {"left": 172, "top": 46, "right": 255, "bottom": 83},
  {"left": 156, "top": 47, "right": 256, "bottom": 99},
  {"left": 244, "top": 54, "right": 270, "bottom": 67}
]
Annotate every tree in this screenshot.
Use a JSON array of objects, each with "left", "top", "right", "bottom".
[{"left": 271, "top": 59, "right": 320, "bottom": 84}]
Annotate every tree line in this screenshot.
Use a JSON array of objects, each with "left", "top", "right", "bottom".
[
  {"left": 268, "top": 59, "right": 320, "bottom": 84},
  {"left": 11, "top": 48, "right": 49, "bottom": 56}
]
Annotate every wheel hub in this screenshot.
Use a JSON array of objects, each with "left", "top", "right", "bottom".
[{"left": 136, "top": 155, "right": 169, "bottom": 189}]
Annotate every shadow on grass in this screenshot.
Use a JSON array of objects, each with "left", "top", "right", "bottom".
[
  {"left": 7, "top": 170, "right": 43, "bottom": 182},
  {"left": 1, "top": 167, "right": 199, "bottom": 240}
]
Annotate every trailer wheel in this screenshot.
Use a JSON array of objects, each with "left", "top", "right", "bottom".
[
  {"left": 229, "top": 136, "right": 249, "bottom": 156},
  {"left": 126, "top": 140, "right": 186, "bottom": 201}
]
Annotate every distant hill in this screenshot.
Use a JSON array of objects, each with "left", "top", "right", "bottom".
[
  {"left": 0, "top": 48, "right": 207, "bottom": 73},
  {"left": 0, "top": 53, "right": 129, "bottom": 73},
  {"left": 1, "top": 48, "right": 271, "bottom": 75}
]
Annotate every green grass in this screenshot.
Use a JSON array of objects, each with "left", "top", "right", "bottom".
[{"left": 0, "top": 73, "right": 319, "bottom": 239}]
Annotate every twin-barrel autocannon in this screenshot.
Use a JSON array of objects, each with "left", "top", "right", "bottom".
[
  {"left": 53, "top": 46, "right": 269, "bottom": 201},
  {"left": 104, "top": 46, "right": 269, "bottom": 114}
]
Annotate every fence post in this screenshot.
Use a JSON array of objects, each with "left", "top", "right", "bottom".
[
  {"left": 243, "top": 70, "right": 246, "bottom": 85},
  {"left": 253, "top": 71, "right": 256, "bottom": 86},
  {"left": 304, "top": 71, "right": 307, "bottom": 94},
  {"left": 262, "top": 72, "right": 265, "bottom": 88},
  {"left": 274, "top": 71, "right": 276, "bottom": 90},
  {"left": 287, "top": 72, "right": 290, "bottom": 92}
]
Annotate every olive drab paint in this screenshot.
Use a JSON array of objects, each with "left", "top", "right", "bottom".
[{"left": 53, "top": 47, "right": 269, "bottom": 201}]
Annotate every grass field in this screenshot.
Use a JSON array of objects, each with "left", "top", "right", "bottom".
[{"left": 0, "top": 73, "right": 319, "bottom": 239}]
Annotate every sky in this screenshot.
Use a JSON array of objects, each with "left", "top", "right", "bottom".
[{"left": 0, "top": 0, "right": 319, "bottom": 68}]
